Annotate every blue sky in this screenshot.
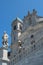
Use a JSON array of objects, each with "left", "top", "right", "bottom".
[{"left": 0, "top": 0, "right": 43, "bottom": 46}]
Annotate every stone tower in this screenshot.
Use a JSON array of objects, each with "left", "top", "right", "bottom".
[
  {"left": 11, "top": 17, "right": 23, "bottom": 56},
  {"left": 0, "top": 32, "right": 9, "bottom": 65}
]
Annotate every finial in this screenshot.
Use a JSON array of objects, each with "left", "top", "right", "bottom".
[
  {"left": 32, "top": 9, "right": 37, "bottom": 15},
  {"left": 24, "top": 16, "right": 25, "bottom": 18},
  {"left": 2, "top": 31, "right": 9, "bottom": 47},
  {"left": 28, "top": 11, "right": 30, "bottom": 15}
]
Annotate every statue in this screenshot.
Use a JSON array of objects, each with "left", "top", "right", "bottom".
[{"left": 2, "top": 31, "right": 9, "bottom": 46}]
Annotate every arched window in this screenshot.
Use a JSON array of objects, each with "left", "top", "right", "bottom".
[
  {"left": 14, "top": 25, "right": 16, "bottom": 30},
  {"left": 31, "top": 34, "right": 34, "bottom": 38},
  {"left": 20, "top": 25, "right": 22, "bottom": 30}
]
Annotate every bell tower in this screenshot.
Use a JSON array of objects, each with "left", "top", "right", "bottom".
[
  {"left": 11, "top": 17, "right": 23, "bottom": 44},
  {"left": 11, "top": 17, "right": 23, "bottom": 56}
]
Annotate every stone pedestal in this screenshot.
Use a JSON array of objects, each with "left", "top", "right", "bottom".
[{"left": 0, "top": 47, "right": 10, "bottom": 65}]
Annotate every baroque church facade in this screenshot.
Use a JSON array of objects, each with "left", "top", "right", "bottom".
[{"left": 0, "top": 9, "right": 43, "bottom": 65}]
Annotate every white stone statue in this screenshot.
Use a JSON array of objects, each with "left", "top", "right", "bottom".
[{"left": 2, "top": 31, "right": 9, "bottom": 46}]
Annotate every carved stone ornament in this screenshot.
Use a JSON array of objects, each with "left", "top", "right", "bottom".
[{"left": 2, "top": 31, "right": 9, "bottom": 46}]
